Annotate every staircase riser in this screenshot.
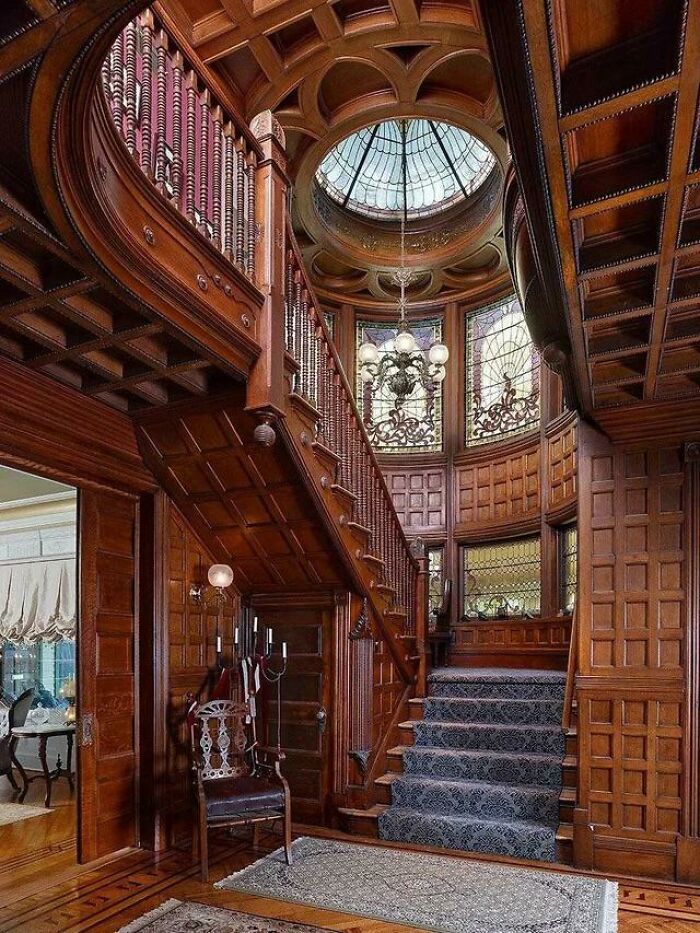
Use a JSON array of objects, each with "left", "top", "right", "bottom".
[
  {"left": 390, "top": 779, "right": 560, "bottom": 822},
  {"left": 424, "top": 697, "right": 562, "bottom": 726},
  {"left": 414, "top": 723, "right": 566, "bottom": 756},
  {"left": 378, "top": 811, "right": 556, "bottom": 863},
  {"left": 430, "top": 682, "right": 565, "bottom": 701},
  {"left": 403, "top": 749, "right": 563, "bottom": 788}
]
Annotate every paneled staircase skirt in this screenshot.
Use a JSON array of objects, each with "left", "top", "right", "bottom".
[{"left": 378, "top": 668, "right": 566, "bottom": 862}]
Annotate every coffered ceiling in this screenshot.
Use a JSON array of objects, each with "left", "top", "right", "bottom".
[{"left": 161, "top": 0, "right": 511, "bottom": 310}]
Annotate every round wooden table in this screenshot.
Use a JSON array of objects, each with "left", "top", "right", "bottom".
[{"left": 11, "top": 723, "right": 76, "bottom": 808}]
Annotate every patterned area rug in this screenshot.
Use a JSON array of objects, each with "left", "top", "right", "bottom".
[
  {"left": 379, "top": 667, "right": 567, "bottom": 861},
  {"left": 118, "top": 898, "right": 331, "bottom": 932},
  {"left": 0, "top": 802, "right": 49, "bottom": 826},
  {"left": 217, "top": 837, "right": 618, "bottom": 933}
]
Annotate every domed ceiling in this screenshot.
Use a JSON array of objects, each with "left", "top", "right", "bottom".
[{"left": 162, "top": 0, "right": 511, "bottom": 311}]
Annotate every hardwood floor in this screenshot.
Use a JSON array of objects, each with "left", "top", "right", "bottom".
[
  {"left": 0, "top": 771, "right": 76, "bottom": 870},
  {"left": 0, "top": 827, "right": 698, "bottom": 933}
]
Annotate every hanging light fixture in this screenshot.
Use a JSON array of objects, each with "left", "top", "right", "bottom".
[{"left": 358, "top": 121, "right": 449, "bottom": 397}]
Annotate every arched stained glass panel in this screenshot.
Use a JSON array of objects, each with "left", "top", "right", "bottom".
[
  {"left": 316, "top": 119, "right": 496, "bottom": 221},
  {"left": 466, "top": 297, "right": 540, "bottom": 445}
]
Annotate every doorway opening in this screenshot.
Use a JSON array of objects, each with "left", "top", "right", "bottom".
[{"left": 0, "top": 465, "right": 78, "bottom": 868}]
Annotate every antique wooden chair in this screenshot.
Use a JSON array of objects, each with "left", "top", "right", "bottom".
[
  {"left": 0, "top": 688, "right": 33, "bottom": 790},
  {"left": 190, "top": 698, "right": 292, "bottom": 881}
]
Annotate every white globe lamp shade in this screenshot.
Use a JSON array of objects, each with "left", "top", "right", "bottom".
[
  {"left": 358, "top": 341, "right": 379, "bottom": 364},
  {"left": 208, "top": 563, "right": 234, "bottom": 588},
  {"left": 432, "top": 366, "right": 447, "bottom": 383},
  {"left": 395, "top": 330, "right": 417, "bottom": 354},
  {"left": 360, "top": 367, "right": 374, "bottom": 383},
  {"left": 429, "top": 342, "right": 449, "bottom": 365}
]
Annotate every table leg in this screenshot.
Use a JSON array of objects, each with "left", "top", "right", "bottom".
[
  {"left": 66, "top": 733, "right": 74, "bottom": 792},
  {"left": 10, "top": 737, "right": 29, "bottom": 802},
  {"left": 38, "top": 734, "right": 52, "bottom": 808}
]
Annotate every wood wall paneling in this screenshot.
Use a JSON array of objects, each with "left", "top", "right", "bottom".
[
  {"left": 547, "top": 415, "right": 578, "bottom": 519},
  {"left": 383, "top": 464, "right": 447, "bottom": 535},
  {"left": 78, "top": 489, "right": 139, "bottom": 862},
  {"left": 451, "top": 616, "right": 572, "bottom": 670}
]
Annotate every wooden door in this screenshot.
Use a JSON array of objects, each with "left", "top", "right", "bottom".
[
  {"left": 257, "top": 598, "right": 333, "bottom": 824},
  {"left": 78, "top": 489, "right": 139, "bottom": 861}
]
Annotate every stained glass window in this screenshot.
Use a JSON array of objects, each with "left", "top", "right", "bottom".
[
  {"left": 559, "top": 524, "right": 577, "bottom": 614},
  {"left": 466, "top": 297, "right": 540, "bottom": 445},
  {"left": 427, "top": 547, "right": 444, "bottom": 631},
  {"left": 316, "top": 119, "right": 496, "bottom": 221},
  {"left": 356, "top": 318, "right": 443, "bottom": 453},
  {"left": 462, "top": 537, "right": 541, "bottom": 619},
  {"left": 324, "top": 311, "right": 336, "bottom": 339}
]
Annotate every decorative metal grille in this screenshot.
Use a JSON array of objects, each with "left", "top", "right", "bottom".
[
  {"left": 465, "top": 297, "right": 540, "bottom": 445},
  {"left": 427, "top": 546, "right": 444, "bottom": 631},
  {"left": 559, "top": 524, "right": 577, "bottom": 614},
  {"left": 316, "top": 119, "right": 496, "bottom": 221},
  {"left": 356, "top": 318, "right": 443, "bottom": 453},
  {"left": 462, "top": 536, "right": 541, "bottom": 619}
]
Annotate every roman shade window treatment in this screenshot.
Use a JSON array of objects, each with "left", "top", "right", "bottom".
[{"left": 0, "top": 558, "right": 76, "bottom": 643}]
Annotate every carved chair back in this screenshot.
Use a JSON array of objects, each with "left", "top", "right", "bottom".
[{"left": 190, "top": 699, "right": 251, "bottom": 783}]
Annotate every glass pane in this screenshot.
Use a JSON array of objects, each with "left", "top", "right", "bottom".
[
  {"left": 316, "top": 119, "right": 496, "bottom": 221},
  {"left": 559, "top": 524, "right": 578, "bottom": 614},
  {"left": 427, "top": 547, "right": 444, "bottom": 631},
  {"left": 462, "top": 537, "right": 541, "bottom": 618},
  {"left": 356, "top": 318, "right": 443, "bottom": 453},
  {"left": 466, "top": 296, "right": 540, "bottom": 445}
]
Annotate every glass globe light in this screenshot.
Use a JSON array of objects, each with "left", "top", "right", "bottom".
[
  {"left": 429, "top": 342, "right": 449, "bottom": 365},
  {"left": 358, "top": 341, "right": 379, "bottom": 364},
  {"left": 208, "top": 563, "right": 234, "bottom": 588},
  {"left": 395, "top": 330, "right": 417, "bottom": 354},
  {"left": 360, "top": 367, "right": 374, "bottom": 384},
  {"left": 432, "top": 366, "right": 447, "bottom": 383}
]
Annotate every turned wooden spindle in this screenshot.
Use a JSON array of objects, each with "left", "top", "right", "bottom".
[
  {"left": 171, "top": 51, "right": 184, "bottom": 205},
  {"left": 246, "top": 152, "right": 257, "bottom": 281},
  {"left": 198, "top": 88, "right": 210, "bottom": 236},
  {"left": 211, "top": 105, "right": 223, "bottom": 248},
  {"left": 124, "top": 21, "right": 137, "bottom": 154},
  {"left": 139, "top": 11, "right": 154, "bottom": 177},
  {"left": 184, "top": 70, "right": 197, "bottom": 223},
  {"left": 110, "top": 29, "right": 124, "bottom": 130},
  {"left": 235, "top": 139, "right": 245, "bottom": 270},
  {"left": 223, "top": 125, "right": 235, "bottom": 259},
  {"left": 154, "top": 29, "right": 168, "bottom": 192}
]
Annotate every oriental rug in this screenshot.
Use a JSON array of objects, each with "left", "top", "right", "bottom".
[
  {"left": 217, "top": 837, "right": 618, "bottom": 933},
  {"left": 0, "top": 802, "right": 49, "bottom": 826},
  {"left": 118, "top": 899, "right": 331, "bottom": 933}
]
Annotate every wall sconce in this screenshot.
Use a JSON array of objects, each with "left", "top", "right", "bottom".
[{"left": 189, "top": 563, "right": 234, "bottom": 606}]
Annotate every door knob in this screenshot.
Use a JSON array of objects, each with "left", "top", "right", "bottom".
[{"left": 316, "top": 707, "right": 327, "bottom": 734}]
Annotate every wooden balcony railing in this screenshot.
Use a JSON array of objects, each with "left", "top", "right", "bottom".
[
  {"left": 101, "top": 11, "right": 260, "bottom": 283},
  {"left": 285, "top": 224, "right": 420, "bottom": 633}
]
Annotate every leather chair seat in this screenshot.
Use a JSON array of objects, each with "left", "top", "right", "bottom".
[{"left": 203, "top": 774, "right": 285, "bottom": 820}]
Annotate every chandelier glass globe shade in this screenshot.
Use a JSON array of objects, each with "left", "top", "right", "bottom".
[
  {"left": 207, "top": 563, "right": 234, "bottom": 588},
  {"left": 429, "top": 342, "right": 449, "bottom": 365},
  {"left": 358, "top": 342, "right": 379, "bottom": 364},
  {"left": 395, "top": 330, "right": 417, "bottom": 354}
]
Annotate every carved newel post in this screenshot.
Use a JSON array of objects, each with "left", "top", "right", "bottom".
[
  {"left": 411, "top": 537, "right": 429, "bottom": 697},
  {"left": 246, "top": 111, "right": 289, "bottom": 445}
]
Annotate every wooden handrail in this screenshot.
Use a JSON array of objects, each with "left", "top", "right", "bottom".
[
  {"left": 285, "top": 220, "right": 420, "bottom": 631},
  {"left": 562, "top": 601, "right": 578, "bottom": 731}
]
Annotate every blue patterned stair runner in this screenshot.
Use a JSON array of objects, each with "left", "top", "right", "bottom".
[{"left": 378, "top": 667, "right": 566, "bottom": 862}]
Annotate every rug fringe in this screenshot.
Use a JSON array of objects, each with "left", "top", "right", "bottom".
[
  {"left": 214, "top": 837, "right": 306, "bottom": 889},
  {"left": 117, "top": 897, "right": 182, "bottom": 932}
]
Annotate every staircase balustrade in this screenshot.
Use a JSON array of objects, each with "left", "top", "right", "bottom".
[
  {"left": 284, "top": 226, "right": 419, "bottom": 635},
  {"left": 101, "top": 11, "right": 260, "bottom": 284}
]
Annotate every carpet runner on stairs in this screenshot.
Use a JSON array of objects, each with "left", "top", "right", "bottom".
[{"left": 378, "top": 667, "right": 566, "bottom": 863}]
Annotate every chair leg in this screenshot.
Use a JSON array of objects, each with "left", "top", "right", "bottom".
[
  {"left": 5, "top": 770, "right": 19, "bottom": 793},
  {"left": 283, "top": 804, "right": 293, "bottom": 865},
  {"left": 252, "top": 822, "right": 260, "bottom": 852},
  {"left": 199, "top": 817, "right": 209, "bottom": 883}
]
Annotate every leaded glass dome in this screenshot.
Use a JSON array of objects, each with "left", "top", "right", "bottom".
[{"left": 315, "top": 118, "right": 496, "bottom": 221}]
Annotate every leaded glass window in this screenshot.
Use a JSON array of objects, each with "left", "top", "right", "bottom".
[
  {"left": 427, "top": 546, "right": 444, "bottom": 631},
  {"left": 462, "top": 536, "right": 541, "bottom": 619},
  {"left": 465, "top": 297, "right": 540, "bottom": 445},
  {"left": 324, "top": 311, "right": 336, "bottom": 339},
  {"left": 559, "top": 524, "right": 577, "bottom": 614},
  {"left": 357, "top": 318, "right": 443, "bottom": 453},
  {"left": 316, "top": 119, "right": 496, "bottom": 221}
]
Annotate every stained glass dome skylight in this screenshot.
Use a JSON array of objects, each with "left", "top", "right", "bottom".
[{"left": 315, "top": 118, "right": 496, "bottom": 221}]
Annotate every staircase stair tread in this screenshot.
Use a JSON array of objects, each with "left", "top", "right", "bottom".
[
  {"left": 338, "top": 803, "right": 387, "bottom": 818},
  {"left": 429, "top": 667, "right": 566, "bottom": 684},
  {"left": 403, "top": 746, "right": 564, "bottom": 764},
  {"left": 391, "top": 775, "right": 561, "bottom": 797},
  {"left": 556, "top": 823, "right": 574, "bottom": 840},
  {"left": 402, "top": 719, "right": 564, "bottom": 734},
  {"left": 381, "top": 805, "right": 558, "bottom": 832}
]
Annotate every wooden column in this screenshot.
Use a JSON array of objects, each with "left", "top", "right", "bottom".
[
  {"left": 414, "top": 541, "right": 428, "bottom": 696},
  {"left": 246, "top": 111, "right": 289, "bottom": 427},
  {"left": 678, "top": 441, "right": 700, "bottom": 882}
]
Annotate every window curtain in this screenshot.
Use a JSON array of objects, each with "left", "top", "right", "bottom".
[{"left": 0, "top": 558, "right": 76, "bottom": 643}]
